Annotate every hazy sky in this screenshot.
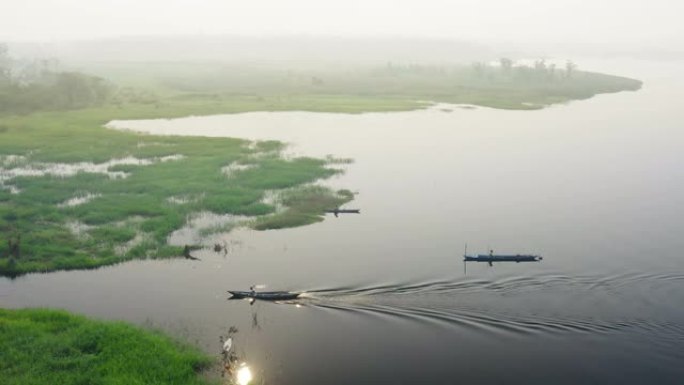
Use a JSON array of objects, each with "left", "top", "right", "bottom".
[{"left": 1, "top": 0, "right": 682, "bottom": 45}]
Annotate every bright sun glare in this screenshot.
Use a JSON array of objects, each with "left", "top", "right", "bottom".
[{"left": 237, "top": 363, "right": 253, "bottom": 385}]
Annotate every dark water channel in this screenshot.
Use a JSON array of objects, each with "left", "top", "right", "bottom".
[{"left": 3, "top": 59, "right": 684, "bottom": 384}]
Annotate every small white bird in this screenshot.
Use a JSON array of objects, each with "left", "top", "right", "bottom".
[{"left": 223, "top": 337, "right": 232, "bottom": 353}]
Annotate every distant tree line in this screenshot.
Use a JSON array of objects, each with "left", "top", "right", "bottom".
[
  {"left": 369, "top": 60, "right": 579, "bottom": 86},
  {"left": 471, "top": 58, "right": 578, "bottom": 82},
  {"left": 0, "top": 43, "right": 112, "bottom": 114}
]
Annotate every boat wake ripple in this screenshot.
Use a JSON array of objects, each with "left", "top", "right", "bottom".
[
  {"left": 298, "top": 271, "right": 684, "bottom": 344},
  {"left": 309, "top": 301, "right": 683, "bottom": 340},
  {"left": 306, "top": 271, "right": 684, "bottom": 297}
]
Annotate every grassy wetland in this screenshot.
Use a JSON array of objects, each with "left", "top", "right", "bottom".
[{"left": 0, "top": 105, "right": 353, "bottom": 276}]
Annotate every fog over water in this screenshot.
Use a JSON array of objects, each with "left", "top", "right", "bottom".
[{"left": 2, "top": 0, "right": 683, "bottom": 47}]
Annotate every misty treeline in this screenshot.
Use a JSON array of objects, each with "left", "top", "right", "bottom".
[
  {"left": 0, "top": 43, "right": 111, "bottom": 114},
  {"left": 470, "top": 58, "right": 578, "bottom": 82},
  {"left": 375, "top": 58, "right": 576, "bottom": 79}
]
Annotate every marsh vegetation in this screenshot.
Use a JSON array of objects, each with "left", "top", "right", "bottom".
[{"left": 0, "top": 107, "right": 350, "bottom": 276}]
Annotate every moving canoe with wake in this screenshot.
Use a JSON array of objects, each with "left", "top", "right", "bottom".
[{"left": 228, "top": 286, "right": 301, "bottom": 302}]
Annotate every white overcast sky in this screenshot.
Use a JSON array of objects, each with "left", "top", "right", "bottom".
[{"left": 0, "top": 0, "right": 682, "bottom": 45}]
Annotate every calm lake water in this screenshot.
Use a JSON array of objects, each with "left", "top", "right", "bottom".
[{"left": 3, "top": 59, "right": 684, "bottom": 384}]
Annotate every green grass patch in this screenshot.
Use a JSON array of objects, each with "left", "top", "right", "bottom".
[
  {"left": 253, "top": 186, "right": 354, "bottom": 230},
  {"left": 0, "top": 308, "right": 216, "bottom": 385},
  {"left": 89, "top": 226, "right": 137, "bottom": 244}
]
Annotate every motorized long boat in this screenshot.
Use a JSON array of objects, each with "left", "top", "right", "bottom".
[
  {"left": 228, "top": 291, "right": 301, "bottom": 301},
  {"left": 464, "top": 254, "right": 542, "bottom": 263},
  {"left": 463, "top": 244, "right": 542, "bottom": 265}
]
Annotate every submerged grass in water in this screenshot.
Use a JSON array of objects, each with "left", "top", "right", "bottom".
[
  {"left": 0, "top": 106, "right": 350, "bottom": 277},
  {"left": 253, "top": 186, "right": 354, "bottom": 230}
]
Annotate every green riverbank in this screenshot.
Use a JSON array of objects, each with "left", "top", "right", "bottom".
[{"left": 0, "top": 308, "right": 216, "bottom": 385}]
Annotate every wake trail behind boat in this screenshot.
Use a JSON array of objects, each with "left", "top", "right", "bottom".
[
  {"left": 304, "top": 271, "right": 684, "bottom": 298},
  {"left": 296, "top": 271, "right": 684, "bottom": 342}
]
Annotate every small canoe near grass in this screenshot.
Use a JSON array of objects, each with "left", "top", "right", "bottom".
[
  {"left": 325, "top": 208, "right": 361, "bottom": 217},
  {"left": 228, "top": 291, "right": 301, "bottom": 301}
]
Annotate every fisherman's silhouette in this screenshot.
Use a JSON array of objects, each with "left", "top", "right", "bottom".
[{"left": 249, "top": 286, "right": 256, "bottom": 305}]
